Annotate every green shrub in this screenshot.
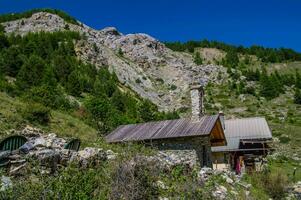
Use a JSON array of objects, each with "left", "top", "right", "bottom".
[
  {"left": 118, "top": 48, "right": 124, "bottom": 56},
  {"left": 0, "top": 24, "right": 4, "bottom": 33},
  {"left": 110, "top": 156, "right": 159, "bottom": 199},
  {"left": 193, "top": 52, "right": 203, "bottom": 65},
  {"left": 246, "top": 169, "right": 289, "bottom": 200},
  {"left": 22, "top": 103, "right": 51, "bottom": 125},
  {"left": 135, "top": 78, "right": 142, "bottom": 84},
  {"left": 279, "top": 135, "right": 290, "bottom": 144},
  {"left": 64, "top": 24, "right": 70, "bottom": 30},
  {"left": 170, "top": 84, "right": 177, "bottom": 90},
  {"left": 1, "top": 165, "right": 111, "bottom": 199},
  {"left": 294, "top": 88, "right": 301, "bottom": 104},
  {"left": 263, "top": 170, "right": 288, "bottom": 199},
  {"left": 156, "top": 78, "right": 164, "bottom": 84}
]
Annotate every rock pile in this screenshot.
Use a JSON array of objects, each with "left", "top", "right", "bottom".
[
  {"left": 155, "top": 150, "right": 197, "bottom": 169},
  {"left": 0, "top": 126, "right": 116, "bottom": 176},
  {"left": 197, "top": 166, "right": 252, "bottom": 200}
]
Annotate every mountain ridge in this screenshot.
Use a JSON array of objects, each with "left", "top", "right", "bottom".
[{"left": 1, "top": 11, "right": 227, "bottom": 112}]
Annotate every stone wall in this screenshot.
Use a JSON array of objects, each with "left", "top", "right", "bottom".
[{"left": 149, "top": 136, "right": 213, "bottom": 168}]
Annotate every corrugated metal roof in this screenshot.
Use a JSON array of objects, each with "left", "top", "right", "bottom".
[
  {"left": 212, "top": 117, "right": 272, "bottom": 152},
  {"left": 105, "top": 115, "right": 220, "bottom": 143}
]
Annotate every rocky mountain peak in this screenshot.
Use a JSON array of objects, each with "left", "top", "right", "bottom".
[{"left": 100, "top": 27, "right": 122, "bottom": 36}]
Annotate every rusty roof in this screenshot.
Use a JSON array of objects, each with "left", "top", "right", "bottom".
[
  {"left": 105, "top": 115, "right": 221, "bottom": 143},
  {"left": 212, "top": 117, "right": 272, "bottom": 152}
]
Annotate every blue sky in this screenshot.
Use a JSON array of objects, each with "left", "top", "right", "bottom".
[{"left": 1, "top": 0, "right": 301, "bottom": 51}]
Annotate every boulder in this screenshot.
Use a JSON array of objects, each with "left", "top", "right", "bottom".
[
  {"left": 0, "top": 176, "right": 12, "bottom": 191},
  {"left": 45, "top": 133, "right": 57, "bottom": 148},
  {"left": 19, "top": 142, "right": 34, "bottom": 154},
  {"left": 20, "top": 125, "right": 43, "bottom": 137},
  {"left": 292, "top": 181, "right": 301, "bottom": 198},
  {"left": 33, "top": 137, "right": 47, "bottom": 148},
  {"left": 198, "top": 167, "right": 213, "bottom": 183},
  {"left": 31, "top": 149, "right": 60, "bottom": 171},
  {"left": 0, "top": 151, "right": 11, "bottom": 160},
  {"left": 106, "top": 149, "right": 117, "bottom": 160},
  {"left": 212, "top": 185, "right": 228, "bottom": 200},
  {"left": 156, "top": 180, "right": 168, "bottom": 190},
  {"left": 70, "top": 147, "right": 107, "bottom": 168}
]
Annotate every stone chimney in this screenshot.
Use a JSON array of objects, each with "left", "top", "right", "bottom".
[{"left": 190, "top": 83, "right": 205, "bottom": 121}]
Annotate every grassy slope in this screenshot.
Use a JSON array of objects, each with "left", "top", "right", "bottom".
[{"left": 0, "top": 92, "right": 97, "bottom": 146}]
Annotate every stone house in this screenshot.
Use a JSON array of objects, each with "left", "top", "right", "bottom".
[{"left": 105, "top": 84, "right": 227, "bottom": 168}]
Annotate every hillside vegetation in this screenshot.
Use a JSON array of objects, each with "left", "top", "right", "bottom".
[
  {"left": 0, "top": 30, "right": 178, "bottom": 137},
  {"left": 0, "top": 9, "right": 300, "bottom": 200}
]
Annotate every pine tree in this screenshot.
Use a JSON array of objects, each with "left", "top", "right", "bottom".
[
  {"left": 66, "top": 71, "right": 82, "bottom": 96},
  {"left": 0, "top": 33, "right": 9, "bottom": 49},
  {"left": 16, "top": 55, "right": 45, "bottom": 90},
  {"left": 259, "top": 68, "right": 278, "bottom": 99},
  {"left": 138, "top": 99, "right": 157, "bottom": 122},
  {"left": 2, "top": 46, "right": 24, "bottom": 76},
  {"left": 194, "top": 52, "right": 203, "bottom": 65},
  {"left": 295, "top": 70, "right": 301, "bottom": 89},
  {"left": 0, "top": 24, "right": 4, "bottom": 33},
  {"left": 294, "top": 88, "right": 301, "bottom": 104},
  {"left": 111, "top": 90, "right": 126, "bottom": 112},
  {"left": 42, "top": 65, "right": 57, "bottom": 87},
  {"left": 223, "top": 50, "right": 239, "bottom": 69}
]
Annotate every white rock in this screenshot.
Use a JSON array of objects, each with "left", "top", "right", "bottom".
[
  {"left": 106, "top": 149, "right": 117, "bottom": 160},
  {"left": 33, "top": 137, "right": 47, "bottom": 147},
  {"left": 226, "top": 177, "right": 234, "bottom": 184},
  {"left": 156, "top": 180, "right": 167, "bottom": 190},
  {"left": 0, "top": 176, "right": 12, "bottom": 191}
]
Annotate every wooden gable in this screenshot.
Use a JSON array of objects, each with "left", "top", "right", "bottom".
[{"left": 209, "top": 118, "right": 226, "bottom": 147}]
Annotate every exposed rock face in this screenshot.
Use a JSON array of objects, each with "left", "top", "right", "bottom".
[{"left": 2, "top": 12, "right": 228, "bottom": 111}]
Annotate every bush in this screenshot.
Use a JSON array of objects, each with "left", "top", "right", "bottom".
[
  {"left": 118, "top": 48, "right": 123, "bottom": 56},
  {"left": 135, "top": 78, "right": 142, "bottom": 84},
  {"left": 194, "top": 52, "right": 203, "bottom": 65},
  {"left": 170, "top": 84, "right": 177, "bottom": 90},
  {"left": 294, "top": 88, "right": 301, "bottom": 104},
  {"left": 263, "top": 170, "right": 288, "bottom": 199},
  {"left": 22, "top": 103, "right": 51, "bottom": 125},
  {"left": 110, "top": 156, "right": 159, "bottom": 199},
  {"left": 247, "top": 169, "right": 289, "bottom": 200},
  {"left": 0, "top": 24, "right": 4, "bottom": 33},
  {"left": 156, "top": 78, "right": 164, "bottom": 84},
  {"left": 1, "top": 165, "right": 111, "bottom": 199}
]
